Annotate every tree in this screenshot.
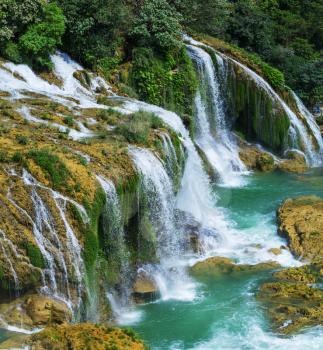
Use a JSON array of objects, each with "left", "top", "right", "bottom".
[{"left": 129, "top": 0, "right": 182, "bottom": 52}]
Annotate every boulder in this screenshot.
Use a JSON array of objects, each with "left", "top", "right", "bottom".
[
  {"left": 239, "top": 144, "right": 276, "bottom": 172},
  {"left": 277, "top": 196, "right": 323, "bottom": 262},
  {"left": 278, "top": 150, "right": 308, "bottom": 173},
  {"left": 0, "top": 294, "right": 72, "bottom": 330},
  {"left": 132, "top": 270, "right": 159, "bottom": 303}
]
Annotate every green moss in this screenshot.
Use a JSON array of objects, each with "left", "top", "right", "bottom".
[
  {"left": 26, "top": 242, "right": 45, "bottom": 269},
  {"left": 28, "top": 149, "right": 70, "bottom": 190}
]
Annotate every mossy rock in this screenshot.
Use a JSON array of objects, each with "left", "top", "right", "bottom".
[
  {"left": 258, "top": 261, "right": 323, "bottom": 334},
  {"left": 277, "top": 196, "right": 323, "bottom": 262},
  {"left": 190, "top": 256, "right": 279, "bottom": 280},
  {"left": 27, "top": 323, "right": 147, "bottom": 350}
]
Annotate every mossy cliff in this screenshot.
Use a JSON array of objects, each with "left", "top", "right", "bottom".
[{"left": 0, "top": 78, "right": 185, "bottom": 327}]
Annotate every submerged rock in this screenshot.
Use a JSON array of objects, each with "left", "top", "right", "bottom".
[
  {"left": 27, "top": 323, "right": 147, "bottom": 350},
  {"left": 0, "top": 294, "right": 71, "bottom": 330},
  {"left": 277, "top": 196, "right": 323, "bottom": 262},
  {"left": 190, "top": 256, "right": 279, "bottom": 280},
  {"left": 258, "top": 262, "right": 323, "bottom": 334}
]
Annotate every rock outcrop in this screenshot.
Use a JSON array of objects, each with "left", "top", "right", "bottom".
[
  {"left": 278, "top": 150, "right": 308, "bottom": 173},
  {"left": 258, "top": 262, "right": 323, "bottom": 334},
  {"left": 277, "top": 196, "right": 323, "bottom": 262},
  {"left": 239, "top": 143, "right": 276, "bottom": 172},
  {"left": 0, "top": 294, "right": 72, "bottom": 330},
  {"left": 132, "top": 270, "right": 159, "bottom": 303},
  {"left": 190, "top": 256, "right": 279, "bottom": 280}
]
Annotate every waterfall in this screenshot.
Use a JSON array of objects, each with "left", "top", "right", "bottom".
[
  {"left": 159, "top": 132, "right": 181, "bottom": 183},
  {"left": 96, "top": 176, "right": 132, "bottom": 304},
  {"left": 187, "top": 44, "right": 248, "bottom": 187},
  {"left": 0, "top": 229, "right": 20, "bottom": 293},
  {"left": 7, "top": 169, "right": 86, "bottom": 309},
  {"left": 185, "top": 36, "right": 323, "bottom": 167}
]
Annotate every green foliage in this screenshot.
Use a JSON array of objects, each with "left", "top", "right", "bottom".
[
  {"left": 63, "top": 116, "right": 74, "bottom": 127},
  {"left": 130, "top": 0, "right": 182, "bottom": 52},
  {"left": 130, "top": 47, "right": 197, "bottom": 117},
  {"left": 26, "top": 242, "right": 45, "bottom": 269},
  {"left": 18, "top": 2, "right": 65, "bottom": 69},
  {"left": 261, "top": 63, "right": 285, "bottom": 90},
  {"left": 28, "top": 149, "right": 70, "bottom": 190}
]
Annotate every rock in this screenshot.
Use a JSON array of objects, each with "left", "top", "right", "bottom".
[
  {"left": 190, "top": 256, "right": 279, "bottom": 280},
  {"left": 132, "top": 270, "right": 159, "bottom": 303},
  {"left": 25, "top": 294, "right": 72, "bottom": 326},
  {"left": 27, "top": 323, "right": 147, "bottom": 350},
  {"left": 277, "top": 196, "right": 323, "bottom": 262},
  {"left": 268, "top": 248, "right": 282, "bottom": 256},
  {"left": 239, "top": 144, "right": 276, "bottom": 172},
  {"left": 278, "top": 150, "right": 308, "bottom": 173},
  {"left": 0, "top": 294, "right": 72, "bottom": 330},
  {"left": 257, "top": 262, "right": 323, "bottom": 334}
]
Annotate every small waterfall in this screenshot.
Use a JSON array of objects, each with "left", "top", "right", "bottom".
[
  {"left": 129, "top": 147, "right": 179, "bottom": 257},
  {"left": 159, "top": 132, "right": 181, "bottom": 183},
  {"left": 187, "top": 44, "right": 248, "bottom": 187},
  {"left": 0, "top": 229, "right": 20, "bottom": 293},
  {"left": 96, "top": 176, "right": 132, "bottom": 306},
  {"left": 7, "top": 169, "right": 86, "bottom": 309}
]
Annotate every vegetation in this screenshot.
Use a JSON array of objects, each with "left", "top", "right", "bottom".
[{"left": 1, "top": 0, "right": 321, "bottom": 108}]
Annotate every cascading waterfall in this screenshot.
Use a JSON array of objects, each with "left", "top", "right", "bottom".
[
  {"left": 187, "top": 44, "right": 248, "bottom": 187},
  {"left": 7, "top": 169, "right": 87, "bottom": 310},
  {"left": 159, "top": 132, "right": 181, "bottom": 183},
  {"left": 185, "top": 36, "right": 323, "bottom": 167}
]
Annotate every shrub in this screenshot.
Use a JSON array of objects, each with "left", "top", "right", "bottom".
[
  {"left": 18, "top": 2, "right": 65, "bottom": 69},
  {"left": 261, "top": 63, "right": 285, "bottom": 90},
  {"left": 16, "top": 135, "right": 28, "bottom": 145},
  {"left": 63, "top": 116, "right": 74, "bottom": 127}
]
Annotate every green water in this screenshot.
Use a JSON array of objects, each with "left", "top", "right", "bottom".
[{"left": 132, "top": 170, "right": 323, "bottom": 350}]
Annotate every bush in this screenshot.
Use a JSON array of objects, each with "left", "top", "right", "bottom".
[
  {"left": 261, "top": 63, "right": 285, "bottom": 90},
  {"left": 63, "top": 116, "right": 74, "bottom": 127},
  {"left": 18, "top": 2, "right": 65, "bottom": 69},
  {"left": 28, "top": 149, "right": 70, "bottom": 190}
]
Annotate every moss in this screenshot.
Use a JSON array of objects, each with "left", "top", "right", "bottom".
[
  {"left": 25, "top": 242, "right": 45, "bottom": 269},
  {"left": 27, "top": 149, "right": 70, "bottom": 190}
]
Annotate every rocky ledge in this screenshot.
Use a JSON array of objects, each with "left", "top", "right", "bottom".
[
  {"left": 258, "top": 196, "right": 323, "bottom": 334},
  {"left": 277, "top": 196, "right": 323, "bottom": 262}
]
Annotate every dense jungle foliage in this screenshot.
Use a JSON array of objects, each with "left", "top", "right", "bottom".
[{"left": 1, "top": 0, "right": 322, "bottom": 108}]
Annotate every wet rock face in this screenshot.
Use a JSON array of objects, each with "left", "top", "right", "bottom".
[
  {"left": 258, "top": 262, "right": 323, "bottom": 334},
  {"left": 27, "top": 323, "right": 147, "bottom": 350},
  {"left": 277, "top": 196, "right": 323, "bottom": 262},
  {"left": 190, "top": 256, "right": 279, "bottom": 280},
  {"left": 0, "top": 294, "right": 72, "bottom": 330}
]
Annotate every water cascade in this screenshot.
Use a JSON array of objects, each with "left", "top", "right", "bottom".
[
  {"left": 187, "top": 44, "right": 248, "bottom": 187},
  {"left": 185, "top": 36, "right": 323, "bottom": 167}
]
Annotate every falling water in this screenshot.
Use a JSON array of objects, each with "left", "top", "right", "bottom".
[{"left": 187, "top": 44, "right": 248, "bottom": 187}]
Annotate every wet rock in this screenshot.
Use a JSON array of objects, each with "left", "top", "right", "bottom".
[
  {"left": 277, "top": 196, "right": 323, "bottom": 262},
  {"left": 239, "top": 143, "right": 276, "bottom": 172},
  {"left": 278, "top": 150, "right": 308, "bottom": 173},
  {"left": 132, "top": 270, "right": 159, "bottom": 303},
  {"left": 268, "top": 248, "right": 282, "bottom": 256},
  {"left": 190, "top": 256, "right": 279, "bottom": 280},
  {"left": 73, "top": 70, "right": 91, "bottom": 89},
  {"left": 0, "top": 294, "right": 72, "bottom": 330},
  {"left": 258, "top": 262, "right": 323, "bottom": 334},
  {"left": 27, "top": 323, "right": 147, "bottom": 350}
]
